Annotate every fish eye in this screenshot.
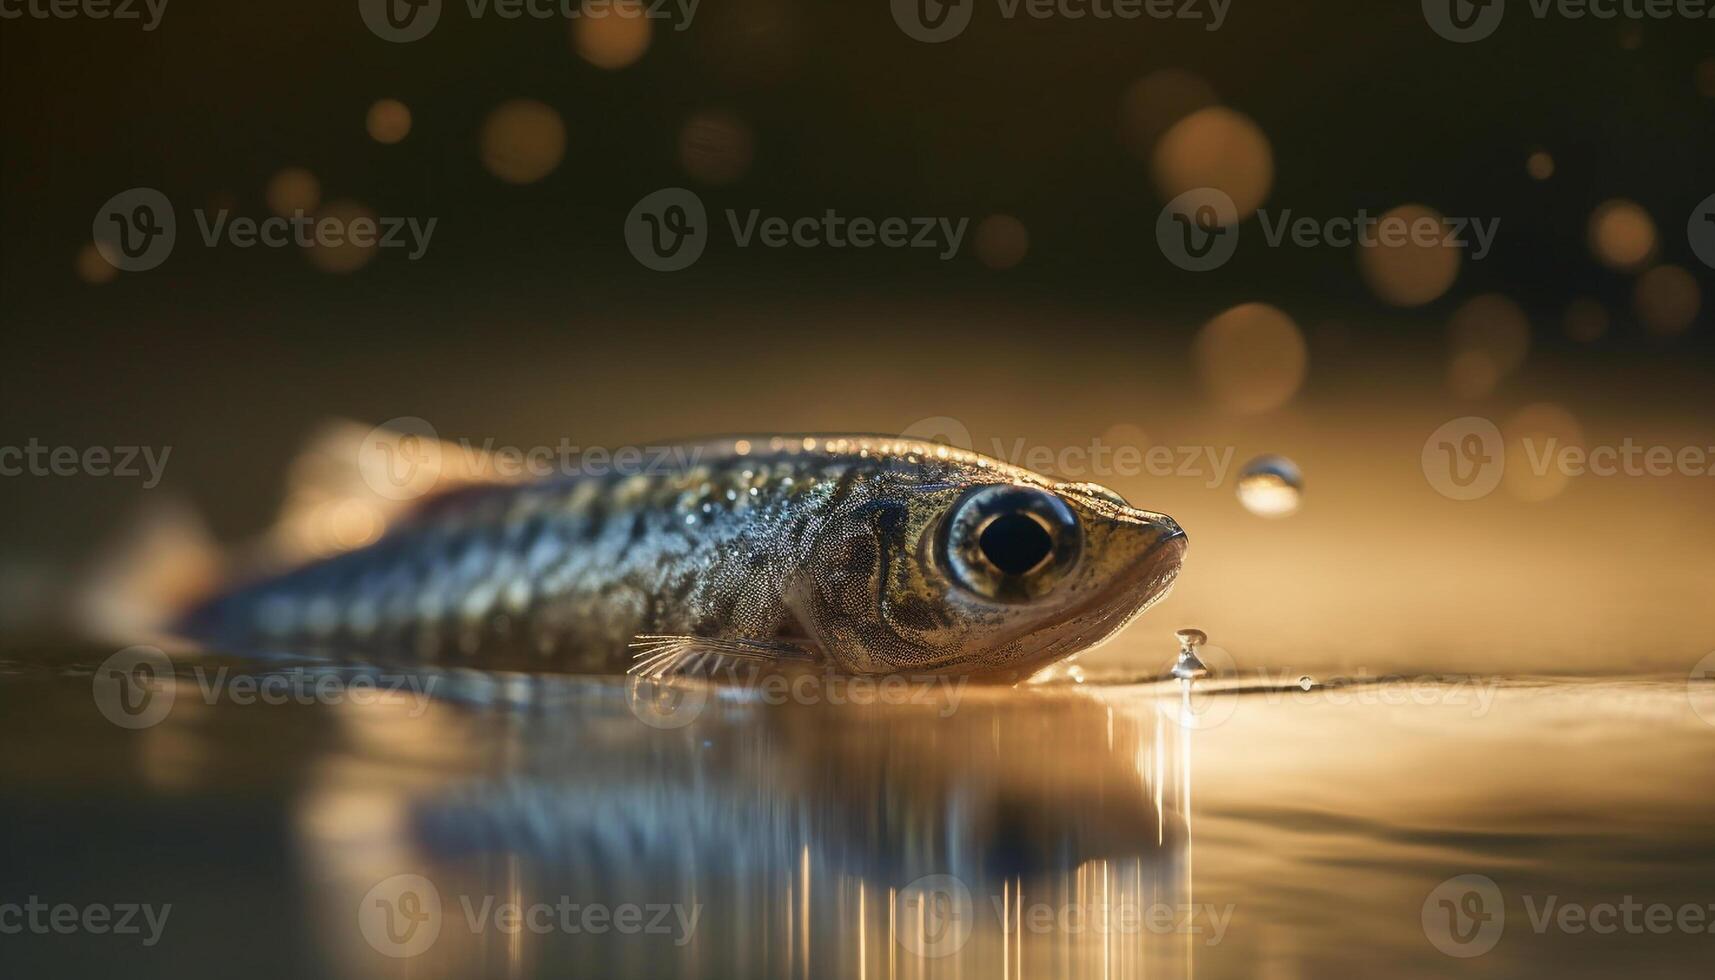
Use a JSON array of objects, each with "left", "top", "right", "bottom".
[{"left": 942, "top": 485, "right": 1081, "bottom": 601}]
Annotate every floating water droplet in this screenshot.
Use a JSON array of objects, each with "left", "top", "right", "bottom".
[
  {"left": 1236, "top": 454, "right": 1303, "bottom": 518},
  {"left": 1298, "top": 675, "right": 1314, "bottom": 691},
  {"left": 1171, "top": 627, "right": 1211, "bottom": 679}
]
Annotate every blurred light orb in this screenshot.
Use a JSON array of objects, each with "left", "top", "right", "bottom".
[
  {"left": 1587, "top": 198, "right": 1656, "bottom": 270},
  {"left": 1526, "top": 151, "right": 1554, "bottom": 180},
  {"left": 1698, "top": 57, "right": 1715, "bottom": 98},
  {"left": 573, "top": 1, "right": 651, "bottom": 70},
  {"left": 1152, "top": 106, "right": 1273, "bottom": 220},
  {"left": 366, "top": 98, "right": 412, "bottom": 144},
  {"left": 1563, "top": 297, "right": 1609, "bottom": 343},
  {"left": 1447, "top": 350, "right": 1500, "bottom": 400},
  {"left": 266, "top": 167, "right": 321, "bottom": 217},
  {"left": 1633, "top": 264, "right": 1701, "bottom": 336},
  {"left": 1358, "top": 204, "right": 1462, "bottom": 307},
  {"left": 1120, "top": 69, "right": 1217, "bottom": 162},
  {"left": 480, "top": 99, "right": 567, "bottom": 185},
  {"left": 301, "top": 199, "right": 379, "bottom": 274},
  {"left": 678, "top": 111, "right": 754, "bottom": 185},
  {"left": 1193, "top": 302, "right": 1308, "bottom": 414},
  {"left": 75, "top": 242, "right": 118, "bottom": 284},
  {"left": 1236, "top": 454, "right": 1303, "bottom": 518},
  {"left": 973, "top": 214, "right": 1029, "bottom": 270},
  {"left": 1503, "top": 402, "right": 1583, "bottom": 503},
  {"left": 1448, "top": 293, "right": 1530, "bottom": 394}
]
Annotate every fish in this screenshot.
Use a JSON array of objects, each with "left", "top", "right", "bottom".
[{"left": 173, "top": 434, "right": 1187, "bottom": 682}]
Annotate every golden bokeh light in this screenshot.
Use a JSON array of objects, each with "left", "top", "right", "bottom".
[
  {"left": 573, "top": 1, "right": 651, "bottom": 70},
  {"left": 1357, "top": 204, "right": 1462, "bottom": 307},
  {"left": 1447, "top": 293, "right": 1530, "bottom": 398},
  {"left": 266, "top": 167, "right": 321, "bottom": 217},
  {"left": 1152, "top": 106, "right": 1273, "bottom": 219},
  {"left": 1526, "top": 151, "right": 1554, "bottom": 180},
  {"left": 1698, "top": 57, "right": 1715, "bottom": 98},
  {"left": 1119, "top": 69, "right": 1217, "bottom": 162},
  {"left": 301, "top": 199, "right": 379, "bottom": 274},
  {"left": 1633, "top": 264, "right": 1701, "bottom": 336},
  {"left": 480, "top": 99, "right": 567, "bottom": 185},
  {"left": 1563, "top": 297, "right": 1609, "bottom": 343},
  {"left": 1193, "top": 302, "right": 1308, "bottom": 414},
  {"left": 1587, "top": 198, "right": 1656, "bottom": 271},
  {"left": 678, "top": 111, "right": 755, "bottom": 185},
  {"left": 75, "top": 242, "right": 118, "bottom": 284},
  {"left": 1503, "top": 402, "right": 1584, "bottom": 503},
  {"left": 973, "top": 214, "right": 1029, "bottom": 270},
  {"left": 366, "top": 98, "right": 412, "bottom": 144}
]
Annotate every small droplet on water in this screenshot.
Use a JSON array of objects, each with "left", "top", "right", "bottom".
[
  {"left": 1236, "top": 454, "right": 1304, "bottom": 518},
  {"left": 1298, "top": 674, "right": 1315, "bottom": 691},
  {"left": 1171, "top": 627, "right": 1211, "bottom": 680}
]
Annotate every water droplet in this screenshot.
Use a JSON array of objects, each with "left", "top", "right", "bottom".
[
  {"left": 1298, "top": 675, "right": 1314, "bottom": 691},
  {"left": 1171, "top": 627, "right": 1211, "bottom": 679},
  {"left": 1236, "top": 454, "right": 1303, "bottom": 518}
]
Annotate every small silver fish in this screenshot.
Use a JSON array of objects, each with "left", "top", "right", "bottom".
[{"left": 177, "top": 436, "right": 1187, "bottom": 681}]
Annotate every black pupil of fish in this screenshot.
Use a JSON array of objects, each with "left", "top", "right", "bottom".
[{"left": 978, "top": 512, "right": 1054, "bottom": 576}]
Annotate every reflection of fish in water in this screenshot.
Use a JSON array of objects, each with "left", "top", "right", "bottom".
[{"left": 173, "top": 433, "right": 1187, "bottom": 681}]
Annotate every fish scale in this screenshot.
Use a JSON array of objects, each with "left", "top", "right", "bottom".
[{"left": 176, "top": 436, "right": 1187, "bottom": 680}]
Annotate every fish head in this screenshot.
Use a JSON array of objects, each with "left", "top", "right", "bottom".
[{"left": 799, "top": 461, "right": 1186, "bottom": 682}]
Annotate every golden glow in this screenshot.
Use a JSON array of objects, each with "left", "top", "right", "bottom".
[
  {"left": 1447, "top": 293, "right": 1530, "bottom": 397},
  {"left": 973, "top": 214, "right": 1029, "bottom": 270},
  {"left": 301, "top": 199, "right": 379, "bottom": 274},
  {"left": 1152, "top": 106, "right": 1273, "bottom": 219},
  {"left": 366, "top": 98, "right": 412, "bottom": 144},
  {"left": 75, "top": 242, "right": 118, "bottom": 284},
  {"left": 265, "top": 167, "right": 321, "bottom": 217},
  {"left": 678, "top": 110, "right": 754, "bottom": 185},
  {"left": 1587, "top": 198, "right": 1656, "bottom": 270},
  {"left": 481, "top": 99, "right": 567, "bottom": 185},
  {"left": 1526, "top": 150, "right": 1554, "bottom": 180},
  {"left": 1634, "top": 264, "right": 1701, "bottom": 336},
  {"left": 1120, "top": 69, "right": 1217, "bottom": 162},
  {"left": 573, "top": 0, "right": 651, "bottom": 70},
  {"left": 1194, "top": 303, "right": 1308, "bottom": 414},
  {"left": 1358, "top": 204, "right": 1461, "bottom": 307},
  {"left": 1503, "top": 402, "right": 1583, "bottom": 503}
]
